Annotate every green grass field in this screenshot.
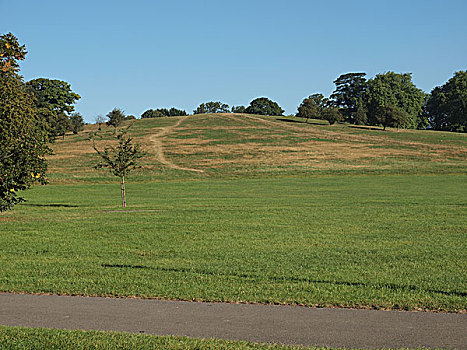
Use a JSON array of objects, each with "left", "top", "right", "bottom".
[
  {"left": 1, "top": 114, "right": 466, "bottom": 312},
  {"left": 0, "top": 326, "right": 314, "bottom": 350}
]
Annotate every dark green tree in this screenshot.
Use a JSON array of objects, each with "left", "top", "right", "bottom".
[
  {"left": 354, "top": 99, "right": 368, "bottom": 125},
  {"left": 374, "top": 105, "right": 408, "bottom": 130},
  {"left": 168, "top": 107, "right": 187, "bottom": 116},
  {"left": 245, "top": 97, "right": 284, "bottom": 116},
  {"left": 106, "top": 108, "right": 125, "bottom": 132},
  {"left": 27, "top": 78, "right": 80, "bottom": 138},
  {"left": 296, "top": 94, "right": 328, "bottom": 122},
  {"left": 141, "top": 107, "right": 187, "bottom": 118},
  {"left": 330, "top": 73, "right": 367, "bottom": 123},
  {"left": 231, "top": 105, "right": 246, "bottom": 113},
  {"left": 426, "top": 71, "right": 467, "bottom": 132},
  {"left": 93, "top": 130, "right": 145, "bottom": 207},
  {"left": 141, "top": 109, "right": 162, "bottom": 118},
  {"left": 193, "top": 101, "right": 230, "bottom": 114},
  {"left": 366, "top": 72, "right": 426, "bottom": 129},
  {"left": 69, "top": 112, "right": 84, "bottom": 134},
  {"left": 0, "top": 33, "right": 50, "bottom": 211},
  {"left": 322, "top": 106, "right": 343, "bottom": 125},
  {"left": 55, "top": 112, "right": 71, "bottom": 139}
]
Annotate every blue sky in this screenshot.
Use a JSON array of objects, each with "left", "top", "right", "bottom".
[{"left": 2, "top": 0, "right": 466, "bottom": 121}]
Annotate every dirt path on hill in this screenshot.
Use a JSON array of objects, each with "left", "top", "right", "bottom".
[
  {"left": 1, "top": 293, "right": 466, "bottom": 349},
  {"left": 149, "top": 117, "right": 205, "bottom": 173}
]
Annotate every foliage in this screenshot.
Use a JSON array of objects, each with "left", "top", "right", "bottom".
[
  {"left": 426, "top": 71, "right": 467, "bottom": 132},
  {"left": 125, "top": 114, "right": 136, "bottom": 120},
  {"left": 69, "top": 112, "right": 84, "bottom": 134},
  {"left": 245, "top": 97, "right": 284, "bottom": 116},
  {"left": 365, "top": 72, "right": 426, "bottom": 129},
  {"left": 374, "top": 105, "right": 408, "bottom": 130},
  {"left": 296, "top": 94, "right": 328, "bottom": 122},
  {"left": 0, "top": 32, "right": 50, "bottom": 212},
  {"left": 193, "top": 101, "right": 230, "bottom": 114},
  {"left": 354, "top": 99, "right": 368, "bottom": 125},
  {"left": 231, "top": 105, "right": 246, "bottom": 113},
  {"left": 330, "top": 72, "right": 367, "bottom": 123},
  {"left": 55, "top": 112, "right": 71, "bottom": 139},
  {"left": 141, "top": 107, "right": 187, "bottom": 118},
  {"left": 0, "top": 32, "right": 27, "bottom": 74},
  {"left": 93, "top": 130, "right": 145, "bottom": 207},
  {"left": 321, "top": 106, "right": 343, "bottom": 125},
  {"left": 27, "top": 78, "right": 80, "bottom": 139},
  {"left": 106, "top": 108, "right": 125, "bottom": 132}
]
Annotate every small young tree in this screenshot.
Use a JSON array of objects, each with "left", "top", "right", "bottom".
[
  {"left": 93, "top": 131, "right": 145, "bottom": 207},
  {"left": 95, "top": 114, "right": 106, "bottom": 130},
  {"left": 106, "top": 108, "right": 125, "bottom": 133}
]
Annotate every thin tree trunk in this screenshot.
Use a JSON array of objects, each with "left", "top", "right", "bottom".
[{"left": 121, "top": 176, "right": 126, "bottom": 207}]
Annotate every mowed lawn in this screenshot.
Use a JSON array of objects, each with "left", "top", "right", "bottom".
[
  {"left": 0, "top": 326, "right": 315, "bottom": 350},
  {"left": 1, "top": 174, "right": 465, "bottom": 311}
]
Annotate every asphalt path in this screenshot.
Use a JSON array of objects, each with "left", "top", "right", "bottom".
[{"left": 0, "top": 293, "right": 466, "bottom": 349}]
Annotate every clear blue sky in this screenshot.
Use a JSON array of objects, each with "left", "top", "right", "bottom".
[{"left": 2, "top": 0, "right": 466, "bottom": 122}]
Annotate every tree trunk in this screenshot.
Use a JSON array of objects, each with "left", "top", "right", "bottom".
[{"left": 121, "top": 176, "right": 126, "bottom": 207}]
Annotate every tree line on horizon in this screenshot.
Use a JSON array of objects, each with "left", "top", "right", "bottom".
[{"left": 137, "top": 71, "right": 466, "bottom": 133}]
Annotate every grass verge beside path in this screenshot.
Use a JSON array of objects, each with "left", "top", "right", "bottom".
[
  {"left": 1, "top": 174, "right": 465, "bottom": 312},
  {"left": 0, "top": 326, "right": 314, "bottom": 350}
]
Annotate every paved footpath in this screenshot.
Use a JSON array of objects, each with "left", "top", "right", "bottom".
[{"left": 0, "top": 293, "right": 466, "bottom": 349}]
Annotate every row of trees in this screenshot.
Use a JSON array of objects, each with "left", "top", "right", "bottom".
[
  {"left": 141, "top": 107, "right": 187, "bottom": 119},
  {"left": 298, "top": 71, "right": 466, "bottom": 131},
  {"left": 191, "top": 98, "right": 284, "bottom": 117},
  {"left": 139, "top": 71, "right": 466, "bottom": 132}
]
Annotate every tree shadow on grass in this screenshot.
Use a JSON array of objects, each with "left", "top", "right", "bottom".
[
  {"left": 101, "top": 264, "right": 466, "bottom": 298},
  {"left": 348, "top": 125, "right": 385, "bottom": 131},
  {"left": 276, "top": 118, "right": 327, "bottom": 126},
  {"left": 22, "top": 203, "right": 79, "bottom": 208}
]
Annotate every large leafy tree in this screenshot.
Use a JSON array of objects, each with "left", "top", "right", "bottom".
[
  {"left": 245, "top": 97, "right": 284, "bottom": 116},
  {"left": 322, "top": 106, "right": 343, "bottom": 125},
  {"left": 93, "top": 130, "right": 145, "bottom": 207},
  {"left": 365, "top": 72, "right": 426, "bottom": 129},
  {"left": 374, "top": 105, "right": 408, "bottom": 130},
  {"left": 0, "top": 33, "right": 50, "bottom": 211},
  {"left": 296, "top": 93, "right": 328, "bottom": 122},
  {"left": 426, "top": 71, "right": 467, "bottom": 132},
  {"left": 27, "top": 78, "right": 80, "bottom": 138},
  {"left": 193, "top": 101, "right": 230, "bottom": 114},
  {"left": 330, "top": 72, "right": 367, "bottom": 123}
]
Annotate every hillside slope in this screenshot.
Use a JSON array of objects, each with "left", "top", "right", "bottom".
[{"left": 47, "top": 114, "right": 467, "bottom": 182}]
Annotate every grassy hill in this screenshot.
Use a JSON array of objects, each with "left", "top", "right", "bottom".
[
  {"left": 1, "top": 114, "right": 466, "bottom": 312},
  {"left": 47, "top": 113, "right": 467, "bottom": 182}
]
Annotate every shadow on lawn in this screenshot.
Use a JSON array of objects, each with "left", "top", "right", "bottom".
[
  {"left": 348, "top": 125, "right": 385, "bottom": 131},
  {"left": 276, "top": 118, "right": 327, "bottom": 126},
  {"left": 101, "top": 264, "right": 467, "bottom": 298},
  {"left": 23, "top": 203, "right": 79, "bottom": 208}
]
